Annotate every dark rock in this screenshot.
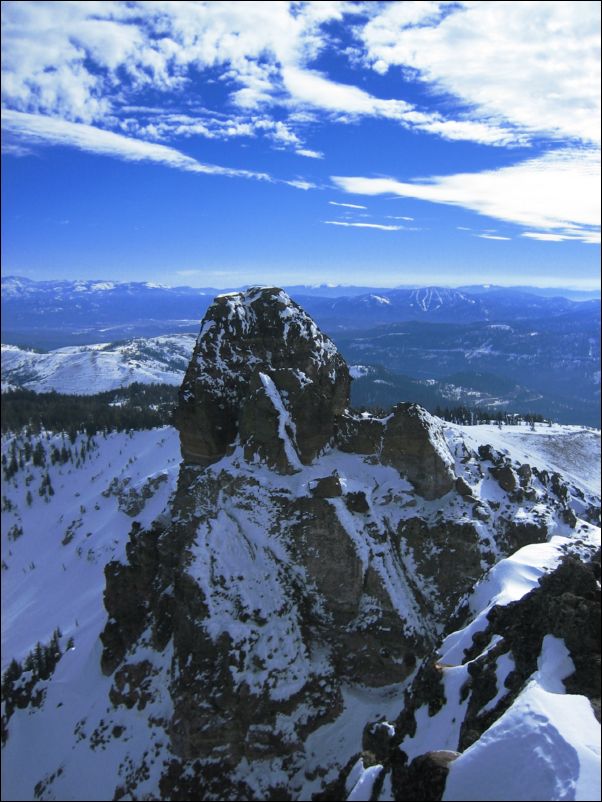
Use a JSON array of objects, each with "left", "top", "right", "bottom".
[
  {"left": 382, "top": 403, "right": 455, "bottom": 499},
  {"left": 394, "top": 750, "right": 459, "bottom": 802},
  {"left": 290, "top": 496, "right": 365, "bottom": 623},
  {"left": 400, "top": 517, "right": 485, "bottom": 619},
  {"left": 239, "top": 371, "right": 301, "bottom": 474},
  {"left": 517, "top": 463, "right": 532, "bottom": 487},
  {"left": 472, "top": 503, "right": 491, "bottom": 521},
  {"left": 455, "top": 476, "right": 474, "bottom": 496},
  {"left": 337, "top": 413, "right": 384, "bottom": 454},
  {"left": 109, "top": 661, "right": 155, "bottom": 710},
  {"left": 176, "top": 287, "right": 349, "bottom": 468},
  {"left": 551, "top": 472, "right": 570, "bottom": 501},
  {"left": 500, "top": 519, "right": 548, "bottom": 552},
  {"left": 562, "top": 507, "right": 578, "bottom": 528},
  {"left": 490, "top": 464, "right": 518, "bottom": 493},
  {"left": 311, "top": 475, "right": 342, "bottom": 498},
  {"left": 345, "top": 491, "right": 370, "bottom": 513},
  {"left": 478, "top": 444, "right": 502, "bottom": 464},
  {"left": 362, "top": 720, "right": 395, "bottom": 763}
]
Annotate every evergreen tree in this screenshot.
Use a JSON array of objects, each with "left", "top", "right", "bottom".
[{"left": 32, "top": 441, "right": 45, "bottom": 467}]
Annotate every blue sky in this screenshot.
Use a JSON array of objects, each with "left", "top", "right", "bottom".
[{"left": 1, "top": 1, "right": 600, "bottom": 289}]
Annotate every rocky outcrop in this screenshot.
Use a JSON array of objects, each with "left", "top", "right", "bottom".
[
  {"left": 382, "top": 403, "right": 455, "bottom": 499},
  {"left": 176, "top": 287, "right": 349, "bottom": 469}
]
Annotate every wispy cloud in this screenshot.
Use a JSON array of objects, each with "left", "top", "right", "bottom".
[
  {"left": 2, "top": 110, "right": 316, "bottom": 190},
  {"left": 332, "top": 149, "right": 601, "bottom": 243},
  {"left": 284, "top": 179, "right": 317, "bottom": 191},
  {"left": 329, "top": 201, "right": 368, "bottom": 209},
  {"left": 323, "top": 220, "right": 401, "bottom": 231},
  {"left": 296, "top": 148, "right": 324, "bottom": 159},
  {"left": 2, "top": 110, "right": 273, "bottom": 180},
  {"left": 1, "top": 141, "right": 35, "bottom": 157},
  {"left": 522, "top": 230, "right": 601, "bottom": 244},
  {"left": 477, "top": 234, "right": 511, "bottom": 241}
]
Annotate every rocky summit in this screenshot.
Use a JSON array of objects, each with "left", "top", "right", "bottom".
[
  {"left": 2, "top": 288, "right": 600, "bottom": 802},
  {"left": 176, "top": 286, "right": 349, "bottom": 470}
]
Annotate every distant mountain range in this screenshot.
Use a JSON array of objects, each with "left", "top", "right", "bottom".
[
  {"left": 1, "top": 276, "right": 599, "bottom": 426},
  {"left": 2, "top": 275, "right": 599, "bottom": 348}
]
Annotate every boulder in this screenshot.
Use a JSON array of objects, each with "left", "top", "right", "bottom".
[
  {"left": 311, "top": 475, "right": 343, "bottom": 498},
  {"left": 490, "top": 464, "right": 518, "bottom": 493},
  {"left": 517, "top": 463, "right": 532, "bottom": 487},
  {"left": 345, "top": 490, "right": 370, "bottom": 513},
  {"left": 455, "top": 476, "right": 474, "bottom": 497},
  {"left": 395, "top": 750, "right": 460, "bottom": 801}
]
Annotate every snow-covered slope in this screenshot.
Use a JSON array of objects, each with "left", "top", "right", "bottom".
[
  {"left": 1, "top": 336, "right": 195, "bottom": 393},
  {"left": 344, "top": 533, "right": 600, "bottom": 802},
  {"left": 457, "top": 423, "right": 601, "bottom": 496},
  {"left": 1, "top": 427, "right": 181, "bottom": 669},
  {"left": 2, "top": 419, "right": 599, "bottom": 801}
]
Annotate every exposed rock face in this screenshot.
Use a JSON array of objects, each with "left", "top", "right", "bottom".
[
  {"left": 382, "top": 403, "right": 455, "bottom": 499},
  {"left": 176, "top": 287, "right": 349, "bottom": 469}
]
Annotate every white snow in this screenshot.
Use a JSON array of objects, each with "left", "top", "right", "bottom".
[
  {"left": 452, "top": 422, "right": 601, "bottom": 496},
  {"left": 1, "top": 335, "right": 196, "bottom": 394},
  {"left": 1, "top": 427, "right": 181, "bottom": 670},
  {"left": 258, "top": 372, "right": 303, "bottom": 471},
  {"left": 346, "top": 761, "right": 383, "bottom": 801},
  {"left": 1, "top": 427, "right": 181, "bottom": 801},
  {"left": 444, "top": 638, "right": 601, "bottom": 802}
]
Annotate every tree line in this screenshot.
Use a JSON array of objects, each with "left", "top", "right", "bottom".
[
  {"left": 433, "top": 405, "right": 547, "bottom": 426},
  {"left": 1, "top": 383, "right": 178, "bottom": 435}
]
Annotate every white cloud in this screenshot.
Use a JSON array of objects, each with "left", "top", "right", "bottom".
[
  {"left": 281, "top": 65, "right": 411, "bottom": 119},
  {"left": 477, "top": 234, "right": 511, "bottom": 241},
  {"left": 386, "top": 215, "right": 413, "bottom": 221},
  {"left": 1, "top": 141, "right": 34, "bottom": 157},
  {"left": 296, "top": 148, "right": 323, "bottom": 159},
  {"left": 323, "top": 220, "right": 401, "bottom": 231},
  {"left": 522, "top": 231, "right": 601, "bottom": 245},
  {"left": 332, "top": 148, "right": 600, "bottom": 243},
  {"left": 360, "top": 1, "right": 601, "bottom": 145},
  {"left": 2, "top": 0, "right": 600, "bottom": 190},
  {"left": 283, "top": 179, "right": 316, "bottom": 191},
  {"left": 329, "top": 201, "right": 367, "bottom": 209},
  {"left": 2, "top": 109, "right": 273, "bottom": 181},
  {"left": 0, "top": 0, "right": 529, "bottom": 153}
]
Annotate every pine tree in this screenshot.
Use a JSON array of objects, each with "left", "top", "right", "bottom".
[{"left": 32, "top": 441, "right": 45, "bottom": 468}]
